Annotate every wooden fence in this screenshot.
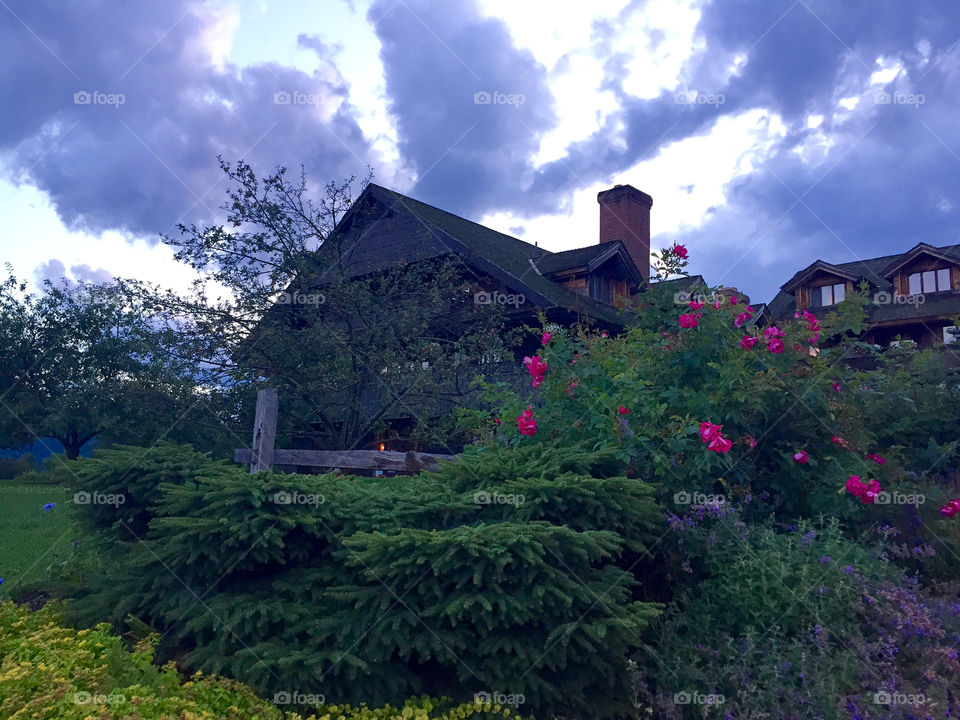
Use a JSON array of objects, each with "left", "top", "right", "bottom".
[{"left": 234, "top": 389, "right": 457, "bottom": 474}]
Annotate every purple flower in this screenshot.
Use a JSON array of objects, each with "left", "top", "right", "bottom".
[
  {"left": 666, "top": 514, "right": 685, "bottom": 530},
  {"left": 844, "top": 565, "right": 853, "bottom": 574},
  {"left": 43, "top": 502, "right": 56, "bottom": 511},
  {"left": 819, "top": 556, "right": 832, "bottom": 563}
]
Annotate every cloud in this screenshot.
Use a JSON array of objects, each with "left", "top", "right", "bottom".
[
  {"left": 368, "top": 0, "right": 557, "bottom": 217},
  {"left": 0, "top": 0, "right": 375, "bottom": 238},
  {"left": 33, "top": 258, "right": 114, "bottom": 285},
  {"left": 4, "top": 0, "right": 960, "bottom": 307},
  {"left": 35, "top": 259, "right": 66, "bottom": 283},
  {"left": 70, "top": 263, "right": 115, "bottom": 284},
  {"left": 508, "top": 0, "right": 960, "bottom": 301}
]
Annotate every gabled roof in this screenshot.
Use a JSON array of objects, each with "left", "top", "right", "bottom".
[
  {"left": 877, "top": 242, "right": 960, "bottom": 278},
  {"left": 535, "top": 241, "right": 643, "bottom": 285},
  {"left": 651, "top": 274, "right": 707, "bottom": 292},
  {"left": 766, "top": 242, "right": 960, "bottom": 322},
  {"left": 762, "top": 290, "right": 795, "bottom": 322},
  {"left": 780, "top": 260, "right": 861, "bottom": 293},
  {"left": 318, "top": 183, "right": 634, "bottom": 327}
]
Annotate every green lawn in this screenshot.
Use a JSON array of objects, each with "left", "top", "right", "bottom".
[{"left": 0, "top": 483, "right": 79, "bottom": 599}]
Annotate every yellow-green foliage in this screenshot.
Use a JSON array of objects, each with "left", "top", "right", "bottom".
[{"left": 0, "top": 601, "right": 521, "bottom": 720}]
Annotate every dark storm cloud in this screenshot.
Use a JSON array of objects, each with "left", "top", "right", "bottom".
[
  {"left": 657, "top": 0, "right": 960, "bottom": 302},
  {"left": 524, "top": 0, "right": 960, "bottom": 302},
  {"left": 0, "top": 1, "right": 373, "bottom": 239},
  {"left": 368, "top": 0, "right": 557, "bottom": 217}
]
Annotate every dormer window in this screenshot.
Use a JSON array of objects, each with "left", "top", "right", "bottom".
[
  {"left": 907, "top": 268, "right": 950, "bottom": 295},
  {"left": 810, "top": 282, "right": 845, "bottom": 308}
]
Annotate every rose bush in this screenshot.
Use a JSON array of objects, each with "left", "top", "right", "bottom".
[{"left": 458, "top": 246, "right": 960, "bottom": 716}]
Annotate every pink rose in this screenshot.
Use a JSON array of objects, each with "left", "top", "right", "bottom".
[
  {"left": 708, "top": 435, "right": 733, "bottom": 453},
  {"left": 679, "top": 313, "right": 699, "bottom": 328},
  {"left": 700, "top": 421, "right": 722, "bottom": 443},
  {"left": 516, "top": 406, "right": 538, "bottom": 436},
  {"left": 523, "top": 355, "right": 548, "bottom": 388},
  {"left": 940, "top": 499, "right": 960, "bottom": 517}
]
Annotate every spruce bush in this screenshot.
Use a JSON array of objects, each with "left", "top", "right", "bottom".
[{"left": 66, "top": 441, "right": 663, "bottom": 718}]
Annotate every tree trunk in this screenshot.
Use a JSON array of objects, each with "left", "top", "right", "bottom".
[{"left": 61, "top": 429, "right": 96, "bottom": 460}]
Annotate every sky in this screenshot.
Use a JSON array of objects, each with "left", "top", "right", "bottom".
[{"left": 1, "top": 0, "right": 959, "bottom": 303}]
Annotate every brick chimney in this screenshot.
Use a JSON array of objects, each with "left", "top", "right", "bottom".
[{"left": 597, "top": 184, "right": 653, "bottom": 273}]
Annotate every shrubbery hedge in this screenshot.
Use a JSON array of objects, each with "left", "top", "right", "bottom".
[
  {"left": 0, "top": 600, "right": 518, "bottom": 720},
  {"left": 62, "top": 441, "right": 662, "bottom": 719}
]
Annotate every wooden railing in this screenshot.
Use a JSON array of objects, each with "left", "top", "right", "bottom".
[{"left": 234, "top": 389, "right": 457, "bottom": 474}]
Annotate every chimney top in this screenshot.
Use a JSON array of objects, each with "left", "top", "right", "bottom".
[{"left": 597, "top": 184, "right": 653, "bottom": 208}]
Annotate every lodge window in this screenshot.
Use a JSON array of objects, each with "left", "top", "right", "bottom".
[
  {"left": 810, "top": 282, "right": 845, "bottom": 308},
  {"left": 589, "top": 274, "right": 613, "bottom": 305},
  {"left": 944, "top": 326, "right": 958, "bottom": 345},
  {"left": 908, "top": 268, "right": 950, "bottom": 294}
]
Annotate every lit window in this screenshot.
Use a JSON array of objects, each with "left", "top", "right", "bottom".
[
  {"left": 908, "top": 268, "right": 952, "bottom": 294},
  {"left": 810, "top": 283, "right": 845, "bottom": 307},
  {"left": 944, "top": 326, "right": 958, "bottom": 345}
]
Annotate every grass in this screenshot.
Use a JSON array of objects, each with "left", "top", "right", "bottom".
[{"left": 0, "top": 482, "right": 80, "bottom": 599}]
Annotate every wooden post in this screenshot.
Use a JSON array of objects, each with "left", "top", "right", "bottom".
[{"left": 250, "top": 388, "right": 278, "bottom": 473}]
